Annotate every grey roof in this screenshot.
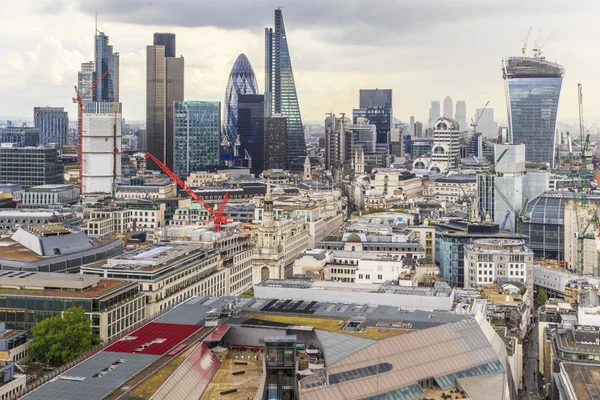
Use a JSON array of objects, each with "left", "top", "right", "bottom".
[
  {"left": 155, "top": 296, "right": 251, "bottom": 325},
  {"left": 315, "top": 330, "right": 375, "bottom": 365},
  {"left": 580, "top": 290, "right": 600, "bottom": 308},
  {"left": 458, "top": 372, "right": 505, "bottom": 400},
  {"left": 23, "top": 352, "right": 160, "bottom": 400}
]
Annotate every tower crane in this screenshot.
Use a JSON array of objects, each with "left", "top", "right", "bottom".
[
  {"left": 144, "top": 152, "right": 230, "bottom": 232},
  {"left": 532, "top": 30, "right": 556, "bottom": 59},
  {"left": 470, "top": 101, "right": 490, "bottom": 133},
  {"left": 521, "top": 26, "right": 532, "bottom": 56},
  {"left": 244, "top": 149, "right": 252, "bottom": 170},
  {"left": 73, "top": 67, "right": 112, "bottom": 194}
]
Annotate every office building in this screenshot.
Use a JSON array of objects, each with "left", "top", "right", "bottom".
[
  {"left": 429, "top": 116, "right": 462, "bottom": 172},
  {"left": 81, "top": 102, "right": 122, "bottom": 194},
  {"left": 147, "top": 33, "right": 184, "bottom": 169},
  {"left": 223, "top": 54, "right": 259, "bottom": 161},
  {"left": 455, "top": 100, "right": 467, "bottom": 131},
  {"left": 0, "top": 127, "right": 39, "bottom": 147},
  {"left": 414, "top": 121, "right": 423, "bottom": 138},
  {"left": 20, "top": 184, "right": 79, "bottom": 209},
  {"left": 358, "top": 89, "right": 393, "bottom": 145},
  {"left": 443, "top": 95, "right": 453, "bottom": 119},
  {"left": 265, "top": 9, "right": 306, "bottom": 165},
  {"left": 0, "top": 144, "right": 63, "bottom": 189},
  {"left": 94, "top": 30, "right": 119, "bottom": 102},
  {"left": 237, "top": 94, "right": 265, "bottom": 175},
  {"left": 33, "top": 107, "right": 68, "bottom": 145},
  {"left": 264, "top": 114, "right": 288, "bottom": 170},
  {"left": 173, "top": 101, "right": 221, "bottom": 176},
  {"left": 503, "top": 56, "right": 564, "bottom": 166},
  {"left": 324, "top": 113, "right": 351, "bottom": 170},
  {"left": 476, "top": 108, "right": 498, "bottom": 138},
  {"left": 77, "top": 61, "right": 95, "bottom": 106},
  {"left": 428, "top": 100, "right": 440, "bottom": 127},
  {"left": 408, "top": 115, "right": 415, "bottom": 135},
  {"left": 492, "top": 144, "right": 526, "bottom": 232}
]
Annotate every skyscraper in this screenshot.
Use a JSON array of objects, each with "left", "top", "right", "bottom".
[
  {"left": 146, "top": 33, "right": 184, "bottom": 169},
  {"left": 223, "top": 54, "right": 259, "bottom": 157},
  {"left": 409, "top": 116, "right": 415, "bottom": 135},
  {"left": 237, "top": 94, "right": 265, "bottom": 175},
  {"left": 265, "top": 8, "right": 306, "bottom": 165},
  {"left": 264, "top": 114, "right": 288, "bottom": 171},
  {"left": 173, "top": 101, "right": 221, "bottom": 176},
  {"left": 33, "top": 107, "right": 68, "bottom": 145},
  {"left": 443, "top": 95, "right": 453, "bottom": 118},
  {"left": 428, "top": 101, "right": 440, "bottom": 127},
  {"left": 324, "top": 113, "right": 351, "bottom": 170},
  {"left": 78, "top": 61, "right": 95, "bottom": 106},
  {"left": 359, "top": 89, "right": 392, "bottom": 144},
  {"left": 455, "top": 101, "right": 467, "bottom": 131},
  {"left": 475, "top": 108, "right": 498, "bottom": 139},
  {"left": 503, "top": 56, "right": 564, "bottom": 166},
  {"left": 94, "top": 31, "right": 119, "bottom": 102}
]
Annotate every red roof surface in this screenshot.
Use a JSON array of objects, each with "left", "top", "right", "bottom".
[
  {"left": 202, "top": 324, "right": 230, "bottom": 343},
  {"left": 105, "top": 322, "right": 202, "bottom": 356}
]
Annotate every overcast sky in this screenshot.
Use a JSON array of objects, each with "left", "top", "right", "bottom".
[{"left": 1, "top": 0, "right": 599, "bottom": 126}]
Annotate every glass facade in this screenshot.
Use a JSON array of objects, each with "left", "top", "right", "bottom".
[
  {"left": 237, "top": 94, "right": 265, "bottom": 175},
  {"left": 265, "top": 9, "right": 306, "bottom": 165},
  {"left": 94, "top": 31, "right": 119, "bottom": 103},
  {"left": 223, "top": 54, "right": 259, "bottom": 154},
  {"left": 503, "top": 57, "right": 564, "bottom": 166},
  {"left": 521, "top": 194, "right": 565, "bottom": 259},
  {"left": 34, "top": 107, "right": 68, "bottom": 145},
  {"left": 173, "top": 101, "right": 221, "bottom": 176}
]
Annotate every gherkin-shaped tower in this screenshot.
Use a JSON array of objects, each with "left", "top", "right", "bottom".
[{"left": 223, "top": 54, "right": 259, "bottom": 148}]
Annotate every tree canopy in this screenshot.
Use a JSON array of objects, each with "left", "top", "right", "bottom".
[
  {"left": 29, "top": 307, "right": 101, "bottom": 367},
  {"left": 536, "top": 288, "right": 548, "bottom": 309}
]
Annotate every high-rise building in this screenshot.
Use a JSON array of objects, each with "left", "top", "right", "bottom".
[
  {"left": 265, "top": 9, "right": 306, "bottom": 165},
  {"left": 503, "top": 56, "right": 564, "bottom": 166},
  {"left": 82, "top": 102, "right": 122, "bottom": 194},
  {"left": 264, "top": 114, "right": 288, "bottom": 171},
  {"left": 94, "top": 31, "right": 119, "bottom": 103},
  {"left": 475, "top": 108, "right": 498, "bottom": 139},
  {"left": 455, "top": 101, "right": 467, "bottom": 132},
  {"left": 0, "top": 144, "right": 63, "bottom": 189},
  {"left": 0, "top": 127, "right": 40, "bottom": 147},
  {"left": 428, "top": 101, "right": 440, "bottom": 127},
  {"left": 430, "top": 117, "right": 462, "bottom": 172},
  {"left": 33, "top": 107, "right": 68, "bottom": 145},
  {"left": 358, "top": 89, "right": 393, "bottom": 145},
  {"left": 409, "top": 115, "right": 415, "bottom": 135},
  {"left": 146, "top": 33, "right": 184, "bottom": 169},
  {"left": 414, "top": 121, "right": 423, "bottom": 138},
  {"left": 324, "top": 114, "right": 351, "bottom": 170},
  {"left": 153, "top": 33, "right": 175, "bottom": 57},
  {"left": 443, "top": 95, "right": 453, "bottom": 118},
  {"left": 77, "top": 61, "right": 95, "bottom": 106},
  {"left": 173, "top": 101, "right": 221, "bottom": 177},
  {"left": 223, "top": 54, "right": 259, "bottom": 157},
  {"left": 237, "top": 94, "right": 265, "bottom": 175}
]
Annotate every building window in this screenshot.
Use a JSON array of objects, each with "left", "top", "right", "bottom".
[{"left": 378, "top": 274, "right": 382, "bottom": 280}]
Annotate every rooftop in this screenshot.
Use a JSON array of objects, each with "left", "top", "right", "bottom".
[
  {"left": 27, "top": 184, "right": 78, "bottom": 193},
  {"left": 0, "top": 274, "right": 131, "bottom": 299},
  {"left": 562, "top": 363, "right": 600, "bottom": 400}
]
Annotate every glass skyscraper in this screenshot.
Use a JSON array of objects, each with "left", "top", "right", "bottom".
[
  {"left": 503, "top": 57, "right": 564, "bottom": 166},
  {"left": 33, "top": 107, "right": 68, "bottom": 145},
  {"left": 265, "top": 8, "right": 306, "bottom": 165},
  {"left": 223, "top": 54, "right": 259, "bottom": 153},
  {"left": 237, "top": 94, "right": 265, "bottom": 175},
  {"left": 94, "top": 31, "right": 119, "bottom": 102},
  {"left": 359, "top": 89, "right": 393, "bottom": 144},
  {"left": 173, "top": 101, "right": 221, "bottom": 176}
]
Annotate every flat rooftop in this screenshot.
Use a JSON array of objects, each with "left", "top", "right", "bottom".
[
  {"left": 562, "top": 363, "right": 600, "bottom": 400},
  {"left": 0, "top": 236, "right": 118, "bottom": 263},
  {"left": 27, "top": 184, "right": 77, "bottom": 192},
  {"left": 0, "top": 274, "right": 131, "bottom": 299}
]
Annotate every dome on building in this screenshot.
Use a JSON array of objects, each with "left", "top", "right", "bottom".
[
  {"left": 434, "top": 116, "right": 461, "bottom": 131},
  {"left": 346, "top": 233, "right": 362, "bottom": 243},
  {"left": 223, "top": 54, "right": 259, "bottom": 147}
]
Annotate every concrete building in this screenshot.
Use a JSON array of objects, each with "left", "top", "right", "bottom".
[
  {"left": 427, "top": 173, "right": 476, "bottom": 204},
  {"left": 0, "top": 185, "right": 23, "bottom": 203},
  {"left": 264, "top": 114, "right": 288, "bottom": 170},
  {"left": 428, "top": 100, "right": 440, "bottom": 127},
  {"left": 455, "top": 100, "right": 467, "bottom": 132},
  {"left": 77, "top": 61, "right": 94, "bottom": 107},
  {"left": 0, "top": 127, "right": 39, "bottom": 147},
  {"left": 0, "top": 144, "right": 63, "bottom": 189},
  {"left": 20, "top": 184, "right": 79, "bottom": 209},
  {"left": 0, "top": 210, "right": 76, "bottom": 231},
  {"left": 82, "top": 102, "right": 122, "bottom": 194},
  {"left": 114, "top": 177, "right": 177, "bottom": 200},
  {"left": 0, "top": 271, "right": 143, "bottom": 341},
  {"left": 413, "top": 117, "right": 463, "bottom": 174},
  {"left": 33, "top": 107, "right": 68, "bottom": 145},
  {"left": 81, "top": 244, "right": 223, "bottom": 316},
  {"left": 146, "top": 33, "right": 184, "bottom": 170},
  {"left": 372, "top": 169, "right": 423, "bottom": 200},
  {"left": 493, "top": 143, "right": 526, "bottom": 232},
  {"left": 563, "top": 200, "right": 600, "bottom": 275},
  {"left": 578, "top": 290, "right": 600, "bottom": 327},
  {"left": 324, "top": 113, "right": 351, "bottom": 170},
  {"left": 0, "top": 224, "right": 123, "bottom": 273},
  {"left": 0, "top": 324, "right": 29, "bottom": 364}
]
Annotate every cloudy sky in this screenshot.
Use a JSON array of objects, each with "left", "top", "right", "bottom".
[{"left": 1, "top": 0, "right": 599, "bottom": 125}]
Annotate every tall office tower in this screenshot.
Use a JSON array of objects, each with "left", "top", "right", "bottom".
[
  {"left": 0, "top": 144, "right": 63, "bottom": 189},
  {"left": 94, "top": 31, "right": 119, "bottom": 102},
  {"left": 324, "top": 114, "right": 351, "bottom": 170},
  {"left": 409, "top": 116, "right": 415, "bottom": 135},
  {"left": 265, "top": 8, "right": 306, "bottom": 165},
  {"left": 455, "top": 101, "right": 467, "bottom": 131},
  {"left": 173, "top": 101, "right": 221, "bottom": 176},
  {"left": 359, "top": 89, "right": 392, "bottom": 144},
  {"left": 78, "top": 61, "right": 95, "bottom": 106},
  {"left": 430, "top": 117, "right": 462, "bottom": 172},
  {"left": 237, "top": 94, "right": 265, "bottom": 175},
  {"left": 81, "top": 102, "right": 122, "bottom": 194},
  {"left": 146, "top": 33, "right": 184, "bottom": 169},
  {"left": 443, "top": 95, "right": 453, "bottom": 118},
  {"left": 475, "top": 108, "right": 498, "bottom": 139},
  {"left": 428, "top": 101, "right": 440, "bottom": 127},
  {"left": 414, "top": 121, "right": 423, "bottom": 138},
  {"left": 264, "top": 114, "right": 288, "bottom": 170},
  {"left": 503, "top": 56, "right": 564, "bottom": 166},
  {"left": 493, "top": 143, "right": 526, "bottom": 232},
  {"left": 153, "top": 33, "right": 175, "bottom": 57},
  {"left": 223, "top": 54, "right": 259, "bottom": 158},
  {"left": 33, "top": 107, "right": 68, "bottom": 145}
]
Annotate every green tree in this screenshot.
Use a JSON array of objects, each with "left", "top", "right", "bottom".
[
  {"left": 536, "top": 288, "right": 548, "bottom": 309},
  {"left": 29, "top": 307, "right": 100, "bottom": 367}
]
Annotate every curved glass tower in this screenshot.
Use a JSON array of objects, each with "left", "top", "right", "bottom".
[
  {"left": 503, "top": 57, "right": 564, "bottom": 166},
  {"left": 265, "top": 8, "right": 306, "bottom": 165},
  {"left": 223, "top": 54, "right": 259, "bottom": 148}
]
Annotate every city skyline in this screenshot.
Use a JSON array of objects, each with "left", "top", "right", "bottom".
[{"left": 1, "top": 1, "right": 600, "bottom": 125}]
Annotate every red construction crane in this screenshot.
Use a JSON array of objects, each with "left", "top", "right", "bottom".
[
  {"left": 144, "top": 152, "right": 230, "bottom": 231},
  {"left": 73, "top": 68, "right": 112, "bottom": 194}
]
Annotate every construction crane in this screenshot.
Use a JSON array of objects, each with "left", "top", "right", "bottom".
[
  {"left": 532, "top": 30, "right": 556, "bottom": 59},
  {"left": 144, "top": 152, "right": 230, "bottom": 232},
  {"left": 244, "top": 149, "right": 252, "bottom": 170},
  {"left": 458, "top": 183, "right": 473, "bottom": 222},
  {"left": 521, "top": 26, "right": 532, "bottom": 56},
  {"left": 470, "top": 101, "right": 490, "bottom": 133},
  {"left": 494, "top": 185, "right": 528, "bottom": 233},
  {"left": 73, "top": 67, "right": 112, "bottom": 194}
]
